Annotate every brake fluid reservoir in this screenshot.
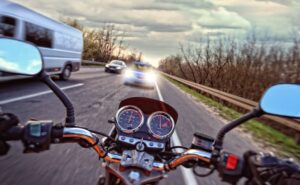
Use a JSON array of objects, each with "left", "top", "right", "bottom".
[{"left": 191, "top": 132, "right": 214, "bottom": 152}]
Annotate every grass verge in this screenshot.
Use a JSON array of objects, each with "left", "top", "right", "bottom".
[{"left": 164, "top": 76, "right": 300, "bottom": 160}]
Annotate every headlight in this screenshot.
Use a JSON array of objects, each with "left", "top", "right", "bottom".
[
  {"left": 105, "top": 64, "right": 109, "bottom": 67},
  {"left": 124, "top": 69, "right": 134, "bottom": 78},
  {"left": 145, "top": 72, "right": 156, "bottom": 82}
]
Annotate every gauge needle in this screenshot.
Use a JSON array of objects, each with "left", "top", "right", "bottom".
[
  {"left": 162, "top": 121, "right": 169, "bottom": 128},
  {"left": 128, "top": 112, "right": 133, "bottom": 124},
  {"left": 159, "top": 116, "right": 162, "bottom": 129}
]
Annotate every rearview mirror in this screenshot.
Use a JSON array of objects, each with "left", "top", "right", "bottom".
[
  {"left": 260, "top": 84, "right": 300, "bottom": 118},
  {"left": 0, "top": 38, "right": 43, "bottom": 76}
]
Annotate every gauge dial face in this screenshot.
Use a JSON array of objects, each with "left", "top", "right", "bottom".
[
  {"left": 147, "top": 112, "right": 175, "bottom": 139},
  {"left": 116, "top": 106, "right": 144, "bottom": 133}
]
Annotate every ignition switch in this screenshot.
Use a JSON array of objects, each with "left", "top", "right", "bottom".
[{"left": 136, "top": 142, "right": 145, "bottom": 151}]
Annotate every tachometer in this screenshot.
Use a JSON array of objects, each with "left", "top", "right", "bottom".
[
  {"left": 116, "top": 105, "right": 144, "bottom": 133},
  {"left": 147, "top": 111, "right": 175, "bottom": 139}
]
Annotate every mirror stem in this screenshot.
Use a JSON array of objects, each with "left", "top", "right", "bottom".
[
  {"left": 39, "top": 72, "right": 75, "bottom": 126},
  {"left": 213, "top": 108, "right": 263, "bottom": 152}
]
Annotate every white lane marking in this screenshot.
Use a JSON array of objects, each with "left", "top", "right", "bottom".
[
  {"left": 0, "top": 83, "right": 84, "bottom": 105},
  {"left": 155, "top": 81, "right": 198, "bottom": 185},
  {"left": 156, "top": 82, "right": 164, "bottom": 100}
]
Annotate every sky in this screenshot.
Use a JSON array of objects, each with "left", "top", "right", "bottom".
[{"left": 9, "top": 0, "right": 300, "bottom": 66}]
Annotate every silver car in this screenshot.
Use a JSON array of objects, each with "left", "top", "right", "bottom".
[
  {"left": 124, "top": 62, "right": 156, "bottom": 88},
  {"left": 105, "top": 60, "right": 127, "bottom": 74}
]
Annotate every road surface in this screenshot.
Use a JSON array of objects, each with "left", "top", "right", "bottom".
[{"left": 0, "top": 67, "right": 260, "bottom": 185}]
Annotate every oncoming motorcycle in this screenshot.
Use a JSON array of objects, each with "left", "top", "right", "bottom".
[{"left": 0, "top": 38, "right": 299, "bottom": 185}]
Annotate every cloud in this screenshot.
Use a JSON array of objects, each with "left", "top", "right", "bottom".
[
  {"left": 255, "top": 0, "right": 296, "bottom": 5},
  {"left": 85, "top": 9, "right": 193, "bottom": 32},
  {"left": 12, "top": 0, "right": 192, "bottom": 33},
  {"left": 210, "top": 0, "right": 300, "bottom": 42},
  {"left": 158, "top": 0, "right": 215, "bottom": 9},
  {"left": 197, "top": 7, "right": 251, "bottom": 30},
  {"left": 0, "top": 58, "right": 19, "bottom": 72},
  {"left": 7, "top": 0, "right": 299, "bottom": 65},
  {"left": 131, "top": 2, "right": 179, "bottom": 11}
]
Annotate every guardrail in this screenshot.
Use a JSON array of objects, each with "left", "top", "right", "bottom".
[
  {"left": 161, "top": 72, "right": 300, "bottom": 141},
  {"left": 82, "top": 60, "right": 106, "bottom": 66}
]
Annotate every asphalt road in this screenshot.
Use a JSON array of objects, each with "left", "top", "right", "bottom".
[{"left": 0, "top": 67, "right": 260, "bottom": 185}]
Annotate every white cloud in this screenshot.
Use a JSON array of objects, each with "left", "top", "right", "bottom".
[
  {"left": 211, "top": 0, "right": 300, "bottom": 37},
  {"left": 7, "top": 0, "right": 300, "bottom": 65},
  {"left": 0, "top": 58, "right": 19, "bottom": 72},
  {"left": 196, "top": 7, "right": 251, "bottom": 30}
]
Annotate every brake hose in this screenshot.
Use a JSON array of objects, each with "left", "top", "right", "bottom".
[
  {"left": 74, "top": 126, "right": 116, "bottom": 142},
  {"left": 168, "top": 146, "right": 188, "bottom": 150},
  {"left": 193, "top": 165, "right": 215, "bottom": 177}
]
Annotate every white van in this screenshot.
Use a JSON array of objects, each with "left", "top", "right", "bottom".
[{"left": 0, "top": 1, "right": 83, "bottom": 80}]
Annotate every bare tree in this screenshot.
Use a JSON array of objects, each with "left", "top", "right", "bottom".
[
  {"left": 179, "top": 43, "right": 197, "bottom": 82},
  {"left": 159, "top": 33, "right": 300, "bottom": 101}
]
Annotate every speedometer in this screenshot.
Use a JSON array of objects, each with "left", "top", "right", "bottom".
[
  {"left": 116, "top": 105, "right": 144, "bottom": 133},
  {"left": 147, "top": 111, "right": 175, "bottom": 139}
]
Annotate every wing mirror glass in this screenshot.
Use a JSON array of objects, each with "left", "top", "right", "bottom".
[
  {"left": 260, "top": 84, "right": 300, "bottom": 118},
  {"left": 0, "top": 38, "right": 43, "bottom": 76}
]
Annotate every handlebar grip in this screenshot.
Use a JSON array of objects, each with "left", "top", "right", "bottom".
[
  {"left": 1, "top": 123, "right": 63, "bottom": 142},
  {"left": 1, "top": 125, "right": 24, "bottom": 141}
]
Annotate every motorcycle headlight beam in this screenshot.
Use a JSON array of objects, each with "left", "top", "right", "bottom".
[
  {"left": 124, "top": 69, "right": 134, "bottom": 78},
  {"left": 145, "top": 72, "right": 156, "bottom": 82}
]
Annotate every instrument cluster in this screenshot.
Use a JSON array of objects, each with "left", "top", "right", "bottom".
[{"left": 115, "top": 105, "right": 176, "bottom": 141}]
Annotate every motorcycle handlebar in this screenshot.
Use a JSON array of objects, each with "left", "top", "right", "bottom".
[
  {"left": 1, "top": 126, "right": 24, "bottom": 141},
  {"left": 62, "top": 127, "right": 212, "bottom": 171},
  {"left": 3, "top": 123, "right": 299, "bottom": 184},
  {"left": 1, "top": 126, "right": 212, "bottom": 171},
  {"left": 1, "top": 125, "right": 64, "bottom": 141}
]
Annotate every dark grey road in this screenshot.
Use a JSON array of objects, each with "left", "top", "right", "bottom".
[{"left": 0, "top": 67, "right": 260, "bottom": 185}]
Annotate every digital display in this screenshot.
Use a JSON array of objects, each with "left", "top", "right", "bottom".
[
  {"left": 191, "top": 132, "right": 214, "bottom": 152},
  {"left": 30, "top": 123, "right": 41, "bottom": 137},
  {"left": 198, "top": 140, "right": 213, "bottom": 150}
]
